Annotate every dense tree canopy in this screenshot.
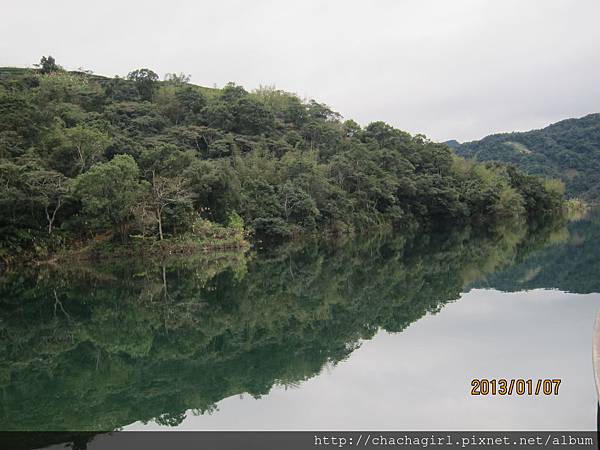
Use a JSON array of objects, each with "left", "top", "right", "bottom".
[
  {"left": 0, "top": 58, "right": 566, "bottom": 261},
  {"left": 450, "top": 113, "right": 600, "bottom": 203}
]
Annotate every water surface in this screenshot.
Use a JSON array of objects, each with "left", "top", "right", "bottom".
[{"left": 1, "top": 217, "right": 599, "bottom": 432}]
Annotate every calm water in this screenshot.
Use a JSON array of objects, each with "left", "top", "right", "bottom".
[{"left": 1, "top": 216, "right": 600, "bottom": 432}]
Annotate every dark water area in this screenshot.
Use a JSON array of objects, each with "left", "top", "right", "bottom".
[{"left": 1, "top": 215, "right": 599, "bottom": 433}]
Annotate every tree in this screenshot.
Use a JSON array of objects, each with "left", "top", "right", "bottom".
[
  {"left": 201, "top": 102, "right": 234, "bottom": 131},
  {"left": 232, "top": 97, "right": 274, "bottom": 135},
  {"left": 175, "top": 87, "right": 206, "bottom": 115},
  {"left": 164, "top": 73, "right": 191, "bottom": 84},
  {"left": 63, "top": 125, "right": 111, "bottom": 174},
  {"left": 0, "top": 93, "right": 39, "bottom": 153},
  {"left": 127, "top": 69, "right": 159, "bottom": 101},
  {"left": 165, "top": 125, "right": 219, "bottom": 154},
  {"left": 155, "top": 84, "right": 206, "bottom": 125},
  {"left": 343, "top": 119, "right": 361, "bottom": 138},
  {"left": 26, "top": 170, "right": 68, "bottom": 234},
  {"left": 105, "top": 76, "right": 139, "bottom": 101},
  {"left": 36, "top": 56, "right": 61, "bottom": 74},
  {"left": 279, "top": 180, "right": 319, "bottom": 228},
  {"left": 184, "top": 159, "right": 241, "bottom": 223},
  {"left": 148, "top": 173, "right": 193, "bottom": 240},
  {"left": 0, "top": 160, "right": 28, "bottom": 229},
  {"left": 73, "top": 155, "right": 148, "bottom": 240},
  {"left": 220, "top": 82, "right": 248, "bottom": 103}
]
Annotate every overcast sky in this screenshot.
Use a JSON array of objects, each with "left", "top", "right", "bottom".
[{"left": 2, "top": 0, "right": 600, "bottom": 142}]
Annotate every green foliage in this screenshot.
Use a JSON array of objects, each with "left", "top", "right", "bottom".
[
  {"left": 127, "top": 68, "right": 159, "bottom": 102},
  {"left": 451, "top": 114, "right": 600, "bottom": 203},
  {"left": 35, "top": 55, "right": 61, "bottom": 74},
  {"left": 56, "top": 125, "right": 112, "bottom": 175},
  {"left": 73, "top": 155, "right": 148, "bottom": 238},
  {"left": 0, "top": 63, "right": 567, "bottom": 259},
  {"left": 227, "top": 210, "right": 244, "bottom": 232},
  {"left": 25, "top": 169, "right": 69, "bottom": 234}
]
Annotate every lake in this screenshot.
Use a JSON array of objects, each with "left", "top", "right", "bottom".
[{"left": 1, "top": 215, "right": 599, "bottom": 432}]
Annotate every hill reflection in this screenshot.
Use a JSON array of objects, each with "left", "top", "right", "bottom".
[{"left": 0, "top": 218, "right": 584, "bottom": 431}]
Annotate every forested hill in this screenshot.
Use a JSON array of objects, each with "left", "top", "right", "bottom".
[
  {"left": 0, "top": 57, "right": 565, "bottom": 261},
  {"left": 450, "top": 114, "right": 600, "bottom": 203}
]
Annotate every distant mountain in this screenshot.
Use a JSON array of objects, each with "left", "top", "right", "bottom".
[
  {"left": 444, "top": 139, "right": 460, "bottom": 149},
  {"left": 450, "top": 114, "right": 600, "bottom": 203}
]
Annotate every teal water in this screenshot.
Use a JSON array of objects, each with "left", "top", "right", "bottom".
[{"left": 1, "top": 216, "right": 599, "bottom": 431}]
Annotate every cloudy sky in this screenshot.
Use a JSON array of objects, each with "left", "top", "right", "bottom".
[{"left": 2, "top": 0, "right": 599, "bottom": 142}]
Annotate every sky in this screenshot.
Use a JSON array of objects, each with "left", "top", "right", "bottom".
[{"left": 2, "top": 0, "right": 600, "bottom": 142}]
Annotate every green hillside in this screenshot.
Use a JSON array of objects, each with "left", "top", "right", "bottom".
[
  {"left": 0, "top": 57, "right": 565, "bottom": 262},
  {"left": 451, "top": 114, "right": 600, "bottom": 203}
]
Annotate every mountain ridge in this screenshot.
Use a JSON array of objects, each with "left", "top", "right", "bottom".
[{"left": 450, "top": 113, "right": 600, "bottom": 202}]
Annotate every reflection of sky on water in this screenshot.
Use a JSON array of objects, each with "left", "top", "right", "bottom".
[{"left": 128, "top": 288, "right": 600, "bottom": 430}]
